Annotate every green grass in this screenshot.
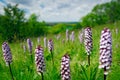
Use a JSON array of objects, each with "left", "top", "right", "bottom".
[{"left": 0, "top": 22, "right": 120, "bottom": 80}]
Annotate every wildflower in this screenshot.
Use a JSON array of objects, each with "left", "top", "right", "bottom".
[
  {"left": 48, "top": 39, "right": 54, "bottom": 52},
  {"left": 84, "top": 27, "right": 93, "bottom": 55},
  {"left": 84, "top": 27, "right": 92, "bottom": 65},
  {"left": 35, "top": 45, "right": 45, "bottom": 73},
  {"left": 44, "top": 37, "right": 47, "bottom": 48},
  {"left": 99, "top": 28, "right": 112, "bottom": 76},
  {"left": 78, "top": 31, "right": 84, "bottom": 43},
  {"left": 2, "top": 42, "right": 12, "bottom": 65},
  {"left": 66, "top": 29, "right": 69, "bottom": 41},
  {"left": 27, "top": 38, "right": 32, "bottom": 54},
  {"left": 61, "top": 54, "right": 70, "bottom": 80}
]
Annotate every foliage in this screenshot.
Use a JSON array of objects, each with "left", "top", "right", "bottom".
[
  {"left": 81, "top": 0, "right": 120, "bottom": 27},
  {"left": 0, "top": 4, "right": 81, "bottom": 42},
  {"left": 1, "top": 4, "right": 25, "bottom": 42},
  {"left": 0, "top": 4, "right": 47, "bottom": 42},
  {"left": 49, "top": 23, "right": 81, "bottom": 34},
  {"left": 80, "top": 65, "right": 98, "bottom": 80},
  {"left": 0, "top": 0, "right": 120, "bottom": 42},
  {"left": 0, "top": 22, "right": 120, "bottom": 80},
  {"left": 27, "top": 14, "right": 47, "bottom": 37}
]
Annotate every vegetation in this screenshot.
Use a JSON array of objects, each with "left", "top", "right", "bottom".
[
  {"left": 0, "top": 0, "right": 120, "bottom": 42},
  {"left": 81, "top": 0, "right": 120, "bottom": 27},
  {"left": 48, "top": 23, "right": 81, "bottom": 34},
  {"left": 0, "top": 1, "right": 120, "bottom": 79},
  {"left": 0, "top": 21, "right": 120, "bottom": 80},
  {"left": 0, "top": 4, "right": 47, "bottom": 42},
  {"left": 0, "top": 4, "right": 81, "bottom": 42}
]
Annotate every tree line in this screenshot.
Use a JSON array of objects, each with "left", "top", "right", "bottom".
[
  {"left": 0, "top": 0, "right": 120, "bottom": 42},
  {"left": 0, "top": 4, "right": 81, "bottom": 42},
  {"left": 81, "top": 0, "right": 120, "bottom": 27},
  {"left": 0, "top": 4, "right": 46, "bottom": 42}
]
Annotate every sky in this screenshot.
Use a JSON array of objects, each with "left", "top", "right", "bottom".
[{"left": 0, "top": 0, "right": 110, "bottom": 22}]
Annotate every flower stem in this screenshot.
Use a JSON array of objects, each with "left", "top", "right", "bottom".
[
  {"left": 104, "top": 67, "right": 107, "bottom": 80},
  {"left": 88, "top": 55, "right": 90, "bottom": 66},
  {"left": 8, "top": 62, "right": 14, "bottom": 80},
  {"left": 30, "top": 54, "right": 33, "bottom": 63},
  {"left": 50, "top": 51, "right": 54, "bottom": 66},
  {"left": 41, "top": 72, "right": 44, "bottom": 80}
]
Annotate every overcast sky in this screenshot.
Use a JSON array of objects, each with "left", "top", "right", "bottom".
[{"left": 0, "top": 0, "right": 110, "bottom": 22}]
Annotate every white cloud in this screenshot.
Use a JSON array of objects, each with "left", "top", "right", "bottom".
[{"left": 0, "top": 0, "right": 110, "bottom": 22}]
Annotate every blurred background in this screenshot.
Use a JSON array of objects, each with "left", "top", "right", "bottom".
[{"left": 0, "top": 0, "right": 119, "bottom": 42}]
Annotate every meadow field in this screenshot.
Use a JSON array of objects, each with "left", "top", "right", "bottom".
[{"left": 0, "top": 22, "right": 120, "bottom": 80}]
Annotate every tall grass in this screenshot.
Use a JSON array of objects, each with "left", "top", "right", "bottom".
[{"left": 0, "top": 22, "right": 120, "bottom": 80}]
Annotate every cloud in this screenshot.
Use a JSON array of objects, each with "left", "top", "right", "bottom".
[
  {"left": 6, "top": 0, "right": 33, "bottom": 6},
  {"left": 0, "top": 0, "right": 110, "bottom": 22},
  {"left": 0, "top": 1, "right": 6, "bottom": 14}
]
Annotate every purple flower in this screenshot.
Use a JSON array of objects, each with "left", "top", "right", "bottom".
[
  {"left": 44, "top": 37, "right": 47, "bottom": 48},
  {"left": 66, "top": 29, "right": 69, "bottom": 41},
  {"left": 70, "top": 31, "right": 74, "bottom": 42},
  {"left": 27, "top": 38, "right": 32, "bottom": 54},
  {"left": 35, "top": 45, "right": 45, "bottom": 73},
  {"left": 84, "top": 27, "right": 93, "bottom": 55},
  {"left": 37, "top": 37, "right": 40, "bottom": 44},
  {"left": 99, "top": 28, "right": 112, "bottom": 75},
  {"left": 2, "top": 42, "right": 12, "bottom": 65},
  {"left": 48, "top": 39, "right": 54, "bottom": 52},
  {"left": 78, "top": 30, "right": 84, "bottom": 44},
  {"left": 61, "top": 54, "right": 70, "bottom": 80}
]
